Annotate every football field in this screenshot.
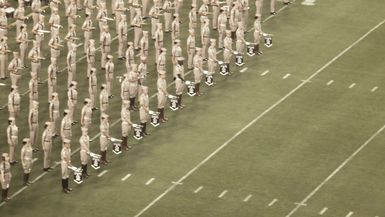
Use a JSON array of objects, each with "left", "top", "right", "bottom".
[{"left": 1, "top": 0, "right": 385, "bottom": 217}]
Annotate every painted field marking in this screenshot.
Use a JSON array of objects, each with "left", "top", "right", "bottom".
[
  {"left": 326, "top": 80, "right": 334, "bottom": 86},
  {"left": 268, "top": 198, "right": 278, "bottom": 207},
  {"left": 145, "top": 178, "right": 155, "bottom": 185},
  {"left": 240, "top": 67, "right": 248, "bottom": 73},
  {"left": 371, "top": 86, "right": 378, "bottom": 92},
  {"left": 32, "top": 158, "right": 38, "bottom": 163},
  {"left": 218, "top": 190, "right": 228, "bottom": 198},
  {"left": 194, "top": 186, "right": 203, "bottom": 194},
  {"left": 97, "top": 170, "right": 108, "bottom": 177},
  {"left": 302, "top": 0, "right": 317, "bottom": 6},
  {"left": 349, "top": 83, "right": 356, "bottom": 89},
  {"left": 121, "top": 173, "right": 132, "bottom": 181},
  {"left": 283, "top": 73, "right": 291, "bottom": 79},
  {"left": 134, "top": 18, "right": 385, "bottom": 217},
  {"left": 346, "top": 211, "right": 354, "bottom": 217},
  {"left": 319, "top": 207, "right": 328, "bottom": 215},
  {"left": 261, "top": 70, "right": 270, "bottom": 76},
  {"left": 243, "top": 194, "right": 253, "bottom": 202}
]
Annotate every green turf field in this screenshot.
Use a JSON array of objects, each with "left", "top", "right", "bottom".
[{"left": 1, "top": 0, "right": 385, "bottom": 216}]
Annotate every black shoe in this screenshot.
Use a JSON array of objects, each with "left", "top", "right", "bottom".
[
  {"left": 92, "top": 107, "right": 99, "bottom": 111},
  {"left": 67, "top": 188, "right": 73, "bottom": 191},
  {"left": 270, "top": 11, "right": 276, "bottom": 15},
  {"left": 63, "top": 189, "right": 70, "bottom": 194}
]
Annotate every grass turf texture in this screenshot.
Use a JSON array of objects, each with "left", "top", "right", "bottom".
[{"left": 1, "top": 0, "right": 385, "bottom": 216}]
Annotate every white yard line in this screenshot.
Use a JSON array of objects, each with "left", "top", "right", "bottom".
[
  {"left": 348, "top": 83, "right": 356, "bottom": 89},
  {"left": 371, "top": 86, "right": 378, "bottom": 92},
  {"left": 346, "top": 211, "right": 354, "bottom": 217},
  {"left": 326, "top": 80, "right": 334, "bottom": 86},
  {"left": 261, "top": 70, "right": 270, "bottom": 76},
  {"left": 319, "top": 207, "right": 328, "bottom": 215},
  {"left": 268, "top": 198, "right": 278, "bottom": 207},
  {"left": 283, "top": 73, "right": 291, "bottom": 79},
  {"left": 193, "top": 186, "right": 203, "bottom": 194},
  {"left": 133, "top": 18, "right": 385, "bottom": 217},
  {"left": 32, "top": 158, "right": 38, "bottom": 163},
  {"left": 218, "top": 190, "right": 228, "bottom": 198},
  {"left": 8, "top": 186, "right": 28, "bottom": 200},
  {"left": 97, "top": 170, "right": 108, "bottom": 177},
  {"left": 121, "top": 173, "right": 132, "bottom": 181},
  {"left": 243, "top": 194, "right": 253, "bottom": 202},
  {"left": 240, "top": 67, "right": 248, "bottom": 73},
  {"left": 145, "top": 178, "right": 155, "bottom": 185}
]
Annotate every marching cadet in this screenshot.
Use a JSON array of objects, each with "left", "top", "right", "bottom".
[
  {"left": 48, "top": 27, "right": 62, "bottom": 60},
  {"left": 8, "top": 52, "right": 22, "bottom": 87},
  {"left": 172, "top": 40, "right": 182, "bottom": 75},
  {"left": 61, "top": 109, "right": 72, "bottom": 142},
  {"left": 188, "top": 4, "right": 197, "bottom": 30},
  {"left": 236, "top": 21, "right": 246, "bottom": 54},
  {"left": 208, "top": 39, "right": 218, "bottom": 81},
  {"left": 239, "top": 0, "right": 249, "bottom": 29},
  {"left": 138, "top": 56, "right": 147, "bottom": 85},
  {"left": 16, "top": 24, "right": 29, "bottom": 68},
  {"left": 171, "top": 13, "right": 180, "bottom": 41},
  {"left": 121, "top": 73, "right": 130, "bottom": 101},
  {"left": 99, "top": 113, "right": 110, "bottom": 165},
  {"left": 67, "top": 81, "right": 78, "bottom": 124},
  {"left": 76, "top": 0, "right": 82, "bottom": 10},
  {"left": 28, "top": 40, "right": 44, "bottom": 83},
  {"left": 140, "top": 31, "right": 149, "bottom": 58},
  {"left": 198, "top": 0, "right": 209, "bottom": 30},
  {"left": 139, "top": 86, "right": 150, "bottom": 136},
  {"left": 255, "top": 0, "right": 262, "bottom": 19},
  {"left": 84, "top": 0, "right": 95, "bottom": 16},
  {"left": 6, "top": 118, "right": 18, "bottom": 165},
  {"left": 28, "top": 101, "right": 39, "bottom": 152},
  {"left": 41, "top": 122, "right": 53, "bottom": 171},
  {"left": 193, "top": 48, "right": 204, "bottom": 96},
  {"left": 66, "top": 42, "right": 76, "bottom": 87},
  {"left": 114, "top": 0, "right": 128, "bottom": 30},
  {"left": 80, "top": 127, "right": 91, "bottom": 178},
  {"left": 148, "top": 3, "right": 161, "bottom": 39},
  {"left": 29, "top": 72, "right": 38, "bottom": 110},
  {"left": 270, "top": 0, "right": 276, "bottom": 14},
  {"left": 82, "top": 13, "right": 95, "bottom": 54},
  {"left": 142, "top": 0, "right": 149, "bottom": 17},
  {"left": 8, "top": 86, "right": 21, "bottom": 119},
  {"left": 128, "top": 64, "right": 139, "bottom": 110},
  {"left": 201, "top": 18, "right": 210, "bottom": 60},
  {"left": 21, "top": 138, "right": 33, "bottom": 186},
  {"left": 32, "top": 14, "right": 45, "bottom": 50},
  {"left": 120, "top": 100, "right": 133, "bottom": 150},
  {"left": 131, "top": 9, "right": 143, "bottom": 51},
  {"left": 65, "top": 24, "right": 78, "bottom": 50},
  {"left": 14, "top": 1, "right": 27, "bottom": 37},
  {"left": 253, "top": 17, "right": 263, "bottom": 55},
  {"left": 61, "top": 139, "right": 72, "bottom": 193},
  {"left": 0, "top": 36, "right": 10, "bottom": 80},
  {"left": 217, "top": 7, "right": 227, "bottom": 49},
  {"left": 81, "top": 98, "right": 92, "bottom": 129},
  {"left": 117, "top": 14, "right": 128, "bottom": 60},
  {"left": 154, "top": 23, "right": 163, "bottom": 61},
  {"left": 230, "top": 1, "right": 240, "bottom": 40},
  {"left": 96, "top": 2, "right": 108, "bottom": 31},
  {"left": 105, "top": 55, "right": 114, "bottom": 98},
  {"left": 99, "top": 84, "right": 109, "bottom": 114},
  {"left": 31, "top": 0, "right": 42, "bottom": 26},
  {"left": 88, "top": 68, "right": 98, "bottom": 110},
  {"left": 100, "top": 25, "right": 111, "bottom": 70},
  {"left": 86, "top": 39, "right": 96, "bottom": 77},
  {"left": 174, "top": 0, "right": 183, "bottom": 14},
  {"left": 1, "top": 153, "right": 11, "bottom": 202},
  {"left": 47, "top": 58, "right": 58, "bottom": 102},
  {"left": 223, "top": 30, "right": 234, "bottom": 74},
  {"left": 66, "top": 0, "right": 78, "bottom": 28},
  {"left": 157, "top": 48, "right": 166, "bottom": 75},
  {"left": 50, "top": 0, "right": 61, "bottom": 10},
  {"left": 186, "top": 29, "right": 195, "bottom": 70},
  {"left": 211, "top": 0, "right": 220, "bottom": 30},
  {"left": 49, "top": 92, "right": 60, "bottom": 137},
  {"left": 162, "top": 0, "right": 173, "bottom": 32},
  {"left": 157, "top": 70, "right": 168, "bottom": 122},
  {"left": 175, "top": 57, "right": 185, "bottom": 109},
  {"left": 49, "top": 8, "right": 61, "bottom": 32},
  {"left": 0, "top": 9, "right": 7, "bottom": 40},
  {"left": 125, "top": 42, "right": 135, "bottom": 70}
]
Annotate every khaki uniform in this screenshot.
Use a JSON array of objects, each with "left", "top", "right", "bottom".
[
  {"left": 32, "top": 21, "right": 44, "bottom": 48},
  {"left": 61, "top": 115, "right": 72, "bottom": 141},
  {"left": 86, "top": 42, "right": 96, "bottom": 77},
  {"left": 66, "top": 49, "right": 76, "bottom": 87},
  {"left": 193, "top": 52, "right": 203, "bottom": 83},
  {"left": 0, "top": 11, "right": 7, "bottom": 40},
  {"left": 236, "top": 27, "right": 245, "bottom": 54},
  {"left": 132, "top": 14, "right": 143, "bottom": 50},
  {"left": 8, "top": 56, "right": 22, "bottom": 87},
  {"left": 125, "top": 45, "right": 135, "bottom": 70},
  {"left": 121, "top": 107, "right": 132, "bottom": 137},
  {"left": 28, "top": 106, "right": 39, "bottom": 150},
  {"left": 47, "top": 62, "right": 58, "bottom": 101},
  {"left": 230, "top": 5, "right": 240, "bottom": 34},
  {"left": 96, "top": 7, "right": 107, "bottom": 31},
  {"left": 188, "top": 7, "right": 197, "bottom": 30},
  {"left": 208, "top": 46, "right": 217, "bottom": 75},
  {"left": 171, "top": 17, "right": 180, "bottom": 41},
  {"left": 121, "top": 76, "right": 130, "bottom": 101},
  {"left": 80, "top": 133, "right": 90, "bottom": 165},
  {"left": 201, "top": 22, "right": 210, "bottom": 59},
  {"left": 14, "top": 6, "right": 25, "bottom": 36},
  {"left": 114, "top": 0, "right": 126, "bottom": 27},
  {"left": 270, "top": 0, "right": 275, "bottom": 13},
  {"left": 21, "top": 143, "right": 33, "bottom": 174},
  {"left": 140, "top": 33, "right": 149, "bottom": 57},
  {"left": 217, "top": 12, "right": 227, "bottom": 49},
  {"left": 148, "top": 6, "right": 160, "bottom": 39},
  {"left": 49, "top": 98, "right": 60, "bottom": 135},
  {"left": 223, "top": 35, "right": 233, "bottom": 63},
  {"left": 117, "top": 18, "right": 128, "bottom": 59},
  {"left": 100, "top": 30, "right": 111, "bottom": 69},
  {"left": 28, "top": 46, "right": 42, "bottom": 82},
  {"left": 81, "top": 104, "right": 92, "bottom": 129},
  {"left": 157, "top": 77, "right": 167, "bottom": 108},
  {"left": 211, "top": 0, "right": 220, "bottom": 29},
  {"left": 49, "top": 34, "right": 62, "bottom": 60},
  {"left": 105, "top": 60, "right": 114, "bottom": 96},
  {"left": 82, "top": 18, "right": 94, "bottom": 54},
  {"left": 255, "top": 0, "right": 263, "bottom": 18},
  {"left": 16, "top": 30, "right": 28, "bottom": 67},
  {"left": 157, "top": 52, "right": 166, "bottom": 74},
  {"left": 186, "top": 34, "right": 195, "bottom": 70},
  {"left": 138, "top": 61, "right": 147, "bottom": 85},
  {"left": 7, "top": 124, "right": 18, "bottom": 163},
  {"left": 162, "top": 0, "right": 172, "bottom": 32},
  {"left": 61, "top": 146, "right": 71, "bottom": 179},
  {"left": 198, "top": 4, "right": 209, "bottom": 30},
  {"left": 41, "top": 127, "right": 52, "bottom": 169},
  {"left": 100, "top": 120, "right": 110, "bottom": 151},
  {"left": 0, "top": 160, "right": 11, "bottom": 190},
  {"left": 88, "top": 70, "right": 97, "bottom": 108},
  {"left": 84, "top": 0, "right": 94, "bottom": 16},
  {"left": 139, "top": 93, "right": 149, "bottom": 123},
  {"left": 49, "top": 13, "right": 60, "bottom": 32},
  {"left": 67, "top": 86, "right": 78, "bottom": 122},
  {"left": 171, "top": 44, "right": 182, "bottom": 71},
  {"left": 128, "top": 69, "right": 139, "bottom": 99},
  {"left": 8, "top": 90, "right": 20, "bottom": 119},
  {"left": 99, "top": 88, "right": 109, "bottom": 113},
  {"left": 66, "top": 3, "right": 77, "bottom": 28},
  {"left": 31, "top": 0, "right": 41, "bottom": 26},
  {"left": 0, "top": 40, "right": 9, "bottom": 79},
  {"left": 29, "top": 77, "right": 38, "bottom": 108},
  {"left": 154, "top": 26, "right": 163, "bottom": 61}
]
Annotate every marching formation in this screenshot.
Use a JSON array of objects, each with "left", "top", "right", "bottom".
[{"left": 0, "top": 0, "right": 290, "bottom": 202}]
